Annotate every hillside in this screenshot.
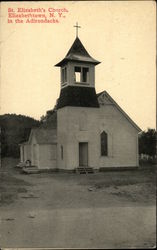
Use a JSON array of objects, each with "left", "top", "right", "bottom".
[{"left": 0, "top": 114, "right": 40, "bottom": 158}]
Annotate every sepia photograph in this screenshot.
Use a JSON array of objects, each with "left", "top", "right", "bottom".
[{"left": 0, "top": 0, "right": 156, "bottom": 249}]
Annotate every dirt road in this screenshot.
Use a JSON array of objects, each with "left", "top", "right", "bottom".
[
  {"left": 0, "top": 158, "right": 156, "bottom": 248},
  {"left": 0, "top": 206, "right": 156, "bottom": 248}
]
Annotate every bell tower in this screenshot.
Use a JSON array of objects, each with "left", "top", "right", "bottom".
[{"left": 55, "top": 23, "right": 100, "bottom": 109}]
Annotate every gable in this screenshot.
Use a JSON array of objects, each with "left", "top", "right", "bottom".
[
  {"left": 28, "top": 130, "right": 37, "bottom": 144},
  {"left": 97, "top": 91, "right": 141, "bottom": 132},
  {"left": 97, "top": 92, "right": 114, "bottom": 105}
]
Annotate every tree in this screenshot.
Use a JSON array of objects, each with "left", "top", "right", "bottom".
[
  {"left": 139, "top": 128, "right": 157, "bottom": 158},
  {"left": 40, "top": 101, "right": 58, "bottom": 129}
]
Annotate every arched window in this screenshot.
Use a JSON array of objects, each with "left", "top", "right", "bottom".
[{"left": 101, "top": 131, "right": 108, "bottom": 156}]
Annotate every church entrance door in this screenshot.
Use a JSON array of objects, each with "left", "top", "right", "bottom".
[{"left": 79, "top": 142, "right": 88, "bottom": 166}]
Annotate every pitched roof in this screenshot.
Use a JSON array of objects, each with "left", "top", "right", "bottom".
[
  {"left": 55, "top": 37, "right": 100, "bottom": 66},
  {"left": 57, "top": 86, "right": 99, "bottom": 109},
  {"left": 97, "top": 91, "right": 141, "bottom": 132},
  {"left": 29, "top": 128, "right": 57, "bottom": 144}
]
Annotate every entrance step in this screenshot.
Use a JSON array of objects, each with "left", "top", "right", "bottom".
[
  {"left": 22, "top": 166, "right": 39, "bottom": 174},
  {"left": 76, "top": 167, "right": 94, "bottom": 174}
]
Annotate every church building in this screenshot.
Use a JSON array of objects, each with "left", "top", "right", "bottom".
[{"left": 20, "top": 30, "right": 141, "bottom": 172}]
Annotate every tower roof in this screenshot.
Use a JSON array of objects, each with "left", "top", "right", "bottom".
[
  {"left": 55, "top": 37, "right": 100, "bottom": 66},
  {"left": 57, "top": 86, "right": 99, "bottom": 109}
]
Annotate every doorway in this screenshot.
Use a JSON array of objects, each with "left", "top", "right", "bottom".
[{"left": 79, "top": 142, "right": 88, "bottom": 166}]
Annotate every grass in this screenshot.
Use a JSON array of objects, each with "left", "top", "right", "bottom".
[
  {"left": 77, "top": 168, "right": 156, "bottom": 186},
  {"left": 0, "top": 175, "right": 30, "bottom": 206}
]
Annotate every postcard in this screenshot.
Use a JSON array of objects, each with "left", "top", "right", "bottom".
[{"left": 0, "top": 1, "right": 156, "bottom": 249}]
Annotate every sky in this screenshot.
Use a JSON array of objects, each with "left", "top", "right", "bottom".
[{"left": 0, "top": 1, "right": 156, "bottom": 131}]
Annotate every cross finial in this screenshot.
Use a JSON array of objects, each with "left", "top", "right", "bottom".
[{"left": 73, "top": 22, "right": 81, "bottom": 37}]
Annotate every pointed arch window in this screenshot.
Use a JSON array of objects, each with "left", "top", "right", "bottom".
[{"left": 101, "top": 131, "right": 108, "bottom": 156}]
